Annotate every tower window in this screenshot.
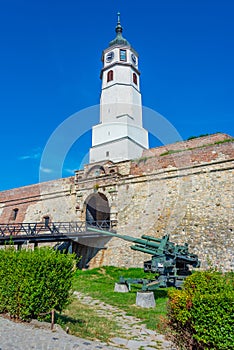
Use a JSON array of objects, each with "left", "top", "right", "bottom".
[
  {"left": 107, "top": 70, "right": 113, "bottom": 82},
  {"left": 106, "top": 151, "right": 109, "bottom": 157},
  {"left": 120, "top": 49, "right": 127, "bottom": 61},
  {"left": 133, "top": 73, "right": 138, "bottom": 85}
]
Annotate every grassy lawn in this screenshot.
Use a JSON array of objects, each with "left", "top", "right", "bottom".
[
  {"left": 56, "top": 266, "right": 169, "bottom": 342},
  {"left": 73, "top": 266, "right": 168, "bottom": 329},
  {"left": 56, "top": 297, "right": 123, "bottom": 342}
]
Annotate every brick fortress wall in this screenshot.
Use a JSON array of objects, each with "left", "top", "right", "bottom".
[
  {"left": 0, "top": 133, "right": 233, "bottom": 270},
  {"left": 0, "top": 177, "right": 77, "bottom": 224}
]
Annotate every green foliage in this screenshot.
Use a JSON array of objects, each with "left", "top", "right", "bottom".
[
  {"left": 0, "top": 247, "right": 75, "bottom": 321},
  {"left": 167, "top": 270, "right": 234, "bottom": 349},
  {"left": 187, "top": 134, "right": 210, "bottom": 140},
  {"left": 160, "top": 149, "right": 182, "bottom": 156},
  {"left": 136, "top": 156, "right": 150, "bottom": 164},
  {"left": 214, "top": 138, "right": 234, "bottom": 145}
]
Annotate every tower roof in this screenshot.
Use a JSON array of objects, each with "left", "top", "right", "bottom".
[{"left": 109, "top": 12, "right": 130, "bottom": 47}]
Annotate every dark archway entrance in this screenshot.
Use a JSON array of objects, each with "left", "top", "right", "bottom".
[
  {"left": 86, "top": 193, "right": 110, "bottom": 228},
  {"left": 73, "top": 193, "right": 111, "bottom": 268}
]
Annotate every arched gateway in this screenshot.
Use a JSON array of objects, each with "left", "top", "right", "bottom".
[
  {"left": 73, "top": 192, "right": 111, "bottom": 268},
  {"left": 85, "top": 192, "right": 110, "bottom": 227}
]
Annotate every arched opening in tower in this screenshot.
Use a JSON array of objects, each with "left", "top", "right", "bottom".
[{"left": 85, "top": 193, "right": 110, "bottom": 228}]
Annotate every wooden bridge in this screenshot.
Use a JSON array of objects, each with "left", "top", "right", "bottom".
[{"left": 0, "top": 220, "right": 116, "bottom": 246}]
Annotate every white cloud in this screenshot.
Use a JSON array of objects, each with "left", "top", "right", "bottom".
[
  {"left": 18, "top": 148, "right": 41, "bottom": 161},
  {"left": 40, "top": 166, "right": 54, "bottom": 174},
  {"left": 64, "top": 168, "right": 76, "bottom": 175}
]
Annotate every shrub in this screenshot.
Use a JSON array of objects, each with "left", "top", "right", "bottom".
[
  {"left": 0, "top": 247, "right": 75, "bottom": 321},
  {"left": 167, "top": 270, "right": 234, "bottom": 350}
]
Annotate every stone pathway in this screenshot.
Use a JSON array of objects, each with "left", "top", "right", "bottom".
[
  {"left": 0, "top": 316, "right": 119, "bottom": 350},
  {"left": 73, "top": 291, "right": 176, "bottom": 350},
  {"left": 0, "top": 293, "right": 176, "bottom": 350}
]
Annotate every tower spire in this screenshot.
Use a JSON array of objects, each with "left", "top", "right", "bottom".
[
  {"left": 109, "top": 12, "right": 130, "bottom": 47},
  {"left": 116, "top": 12, "right": 123, "bottom": 34}
]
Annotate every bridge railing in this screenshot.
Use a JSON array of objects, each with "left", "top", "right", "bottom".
[{"left": 0, "top": 220, "right": 117, "bottom": 237}]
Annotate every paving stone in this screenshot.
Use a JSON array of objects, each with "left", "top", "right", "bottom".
[
  {"left": 144, "top": 328, "right": 156, "bottom": 336},
  {"left": 110, "top": 337, "right": 128, "bottom": 346},
  {"left": 126, "top": 339, "right": 150, "bottom": 349}
]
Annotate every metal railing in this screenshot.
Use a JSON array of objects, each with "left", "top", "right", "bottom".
[{"left": 0, "top": 220, "right": 117, "bottom": 238}]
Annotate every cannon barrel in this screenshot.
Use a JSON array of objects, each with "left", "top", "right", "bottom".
[
  {"left": 141, "top": 235, "right": 162, "bottom": 243},
  {"left": 131, "top": 245, "right": 161, "bottom": 256},
  {"left": 87, "top": 226, "right": 136, "bottom": 242},
  {"left": 87, "top": 226, "right": 166, "bottom": 250},
  {"left": 87, "top": 227, "right": 199, "bottom": 264}
]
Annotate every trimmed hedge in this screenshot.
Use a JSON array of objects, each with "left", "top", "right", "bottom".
[
  {"left": 167, "top": 270, "right": 234, "bottom": 350},
  {"left": 0, "top": 247, "right": 75, "bottom": 321}
]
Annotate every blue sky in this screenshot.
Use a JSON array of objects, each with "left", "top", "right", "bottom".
[{"left": 0, "top": 0, "right": 233, "bottom": 191}]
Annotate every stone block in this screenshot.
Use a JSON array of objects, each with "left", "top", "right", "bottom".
[
  {"left": 114, "top": 283, "right": 129, "bottom": 293},
  {"left": 136, "top": 291, "right": 156, "bottom": 308}
]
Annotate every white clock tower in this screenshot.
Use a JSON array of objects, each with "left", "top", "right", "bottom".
[{"left": 89, "top": 13, "right": 149, "bottom": 163}]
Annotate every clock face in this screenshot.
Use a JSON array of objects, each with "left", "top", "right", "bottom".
[
  {"left": 106, "top": 51, "right": 114, "bottom": 63},
  {"left": 131, "top": 53, "right": 137, "bottom": 65}
]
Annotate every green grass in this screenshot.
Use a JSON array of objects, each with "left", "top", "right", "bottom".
[
  {"left": 160, "top": 149, "right": 182, "bottom": 156},
  {"left": 187, "top": 133, "right": 210, "bottom": 140},
  {"left": 72, "top": 266, "right": 168, "bottom": 330},
  {"left": 214, "top": 137, "right": 234, "bottom": 144},
  {"left": 159, "top": 137, "right": 234, "bottom": 157},
  {"left": 55, "top": 297, "right": 123, "bottom": 342}
]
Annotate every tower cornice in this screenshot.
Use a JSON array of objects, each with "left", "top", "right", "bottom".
[
  {"left": 100, "top": 62, "right": 141, "bottom": 80},
  {"left": 101, "top": 82, "right": 141, "bottom": 94}
]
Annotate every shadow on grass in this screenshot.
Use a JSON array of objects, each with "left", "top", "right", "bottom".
[
  {"left": 55, "top": 312, "right": 85, "bottom": 326},
  {"left": 154, "top": 289, "right": 168, "bottom": 299}
]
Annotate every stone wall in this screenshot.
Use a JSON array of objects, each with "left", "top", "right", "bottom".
[
  {"left": 0, "top": 177, "right": 77, "bottom": 224},
  {"left": 76, "top": 135, "right": 234, "bottom": 271},
  {"left": 99, "top": 157, "right": 233, "bottom": 271},
  {"left": 0, "top": 134, "right": 233, "bottom": 271}
]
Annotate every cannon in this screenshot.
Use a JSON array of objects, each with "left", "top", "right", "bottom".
[{"left": 88, "top": 227, "right": 200, "bottom": 290}]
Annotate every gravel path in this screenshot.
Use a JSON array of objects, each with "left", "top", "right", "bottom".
[{"left": 0, "top": 293, "right": 176, "bottom": 350}]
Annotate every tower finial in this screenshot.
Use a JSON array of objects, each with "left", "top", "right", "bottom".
[
  {"left": 116, "top": 11, "right": 123, "bottom": 34},
  {"left": 117, "top": 12, "right": 121, "bottom": 24}
]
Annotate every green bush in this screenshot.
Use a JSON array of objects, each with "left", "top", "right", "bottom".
[
  {"left": 0, "top": 247, "right": 75, "bottom": 321},
  {"left": 167, "top": 270, "right": 234, "bottom": 350}
]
